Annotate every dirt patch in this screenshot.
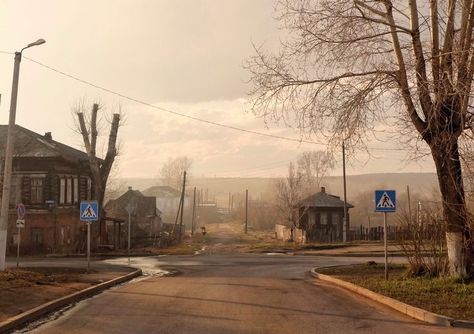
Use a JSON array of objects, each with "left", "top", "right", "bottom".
[
  {"left": 0, "top": 267, "right": 128, "bottom": 322},
  {"left": 150, "top": 222, "right": 359, "bottom": 255}
]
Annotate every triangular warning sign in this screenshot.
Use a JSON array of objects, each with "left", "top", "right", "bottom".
[
  {"left": 81, "top": 204, "right": 97, "bottom": 218},
  {"left": 376, "top": 192, "right": 395, "bottom": 208}
]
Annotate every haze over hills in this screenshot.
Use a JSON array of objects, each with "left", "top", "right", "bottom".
[{"left": 112, "top": 172, "right": 439, "bottom": 205}]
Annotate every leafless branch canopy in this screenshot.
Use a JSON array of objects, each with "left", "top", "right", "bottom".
[{"left": 246, "top": 0, "right": 474, "bottom": 148}]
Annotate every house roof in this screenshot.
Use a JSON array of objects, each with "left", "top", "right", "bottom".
[
  {"left": 298, "top": 187, "right": 354, "bottom": 209},
  {"left": 142, "top": 185, "right": 182, "bottom": 198},
  {"left": 0, "top": 124, "right": 89, "bottom": 164},
  {"left": 105, "top": 188, "right": 160, "bottom": 218}
]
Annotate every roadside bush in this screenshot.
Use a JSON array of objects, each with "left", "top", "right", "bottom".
[{"left": 397, "top": 208, "right": 448, "bottom": 277}]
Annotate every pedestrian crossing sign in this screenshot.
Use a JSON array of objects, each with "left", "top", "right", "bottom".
[
  {"left": 80, "top": 201, "right": 99, "bottom": 221},
  {"left": 375, "top": 190, "right": 396, "bottom": 212}
]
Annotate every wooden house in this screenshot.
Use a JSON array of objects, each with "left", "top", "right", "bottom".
[
  {"left": 142, "top": 185, "right": 190, "bottom": 222},
  {"left": 104, "top": 187, "right": 162, "bottom": 248},
  {"left": 0, "top": 125, "right": 95, "bottom": 254},
  {"left": 298, "top": 187, "right": 354, "bottom": 243}
]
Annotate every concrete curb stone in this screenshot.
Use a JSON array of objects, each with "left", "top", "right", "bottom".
[
  {"left": 310, "top": 267, "right": 474, "bottom": 328},
  {"left": 0, "top": 268, "right": 142, "bottom": 333}
]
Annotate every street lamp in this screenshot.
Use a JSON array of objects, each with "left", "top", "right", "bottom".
[{"left": 0, "top": 39, "right": 46, "bottom": 271}]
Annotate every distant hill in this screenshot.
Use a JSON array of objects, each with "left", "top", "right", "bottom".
[{"left": 113, "top": 172, "right": 438, "bottom": 205}]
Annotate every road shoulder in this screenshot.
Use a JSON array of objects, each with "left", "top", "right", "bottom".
[{"left": 0, "top": 268, "right": 141, "bottom": 333}]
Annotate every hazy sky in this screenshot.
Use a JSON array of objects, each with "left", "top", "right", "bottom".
[{"left": 0, "top": 0, "right": 435, "bottom": 179}]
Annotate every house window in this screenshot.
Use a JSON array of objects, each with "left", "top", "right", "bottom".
[
  {"left": 31, "top": 228, "right": 43, "bottom": 246},
  {"left": 74, "top": 178, "right": 79, "bottom": 204},
  {"left": 332, "top": 213, "right": 340, "bottom": 226},
  {"left": 59, "top": 178, "right": 66, "bottom": 204},
  {"left": 308, "top": 212, "right": 316, "bottom": 225},
  {"left": 320, "top": 212, "right": 328, "bottom": 225},
  {"left": 31, "top": 178, "right": 44, "bottom": 204},
  {"left": 66, "top": 178, "right": 73, "bottom": 204},
  {"left": 9, "top": 176, "right": 21, "bottom": 206},
  {"left": 59, "top": 176, "right": 77, "bottom": 205}
]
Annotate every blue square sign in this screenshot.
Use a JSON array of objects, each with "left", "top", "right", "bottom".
[
  {"left": 375, "top": 190, "right": 396, "bottom": 212},
  {"left": 80, "top": 201, "right": 99, "bottom": 222}
]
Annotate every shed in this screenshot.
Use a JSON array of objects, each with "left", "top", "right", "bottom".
[{"left": 298, "top": 187, "right": 354, "bottom": 243}]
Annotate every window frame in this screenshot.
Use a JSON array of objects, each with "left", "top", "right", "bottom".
[
  {"left": 320, "top": 212, "right": 328, "bottom": 225},
  {"left": 30, "top": 177, "right": 44, "bottom": 204}
]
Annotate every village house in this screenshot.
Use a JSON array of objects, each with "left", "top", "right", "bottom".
[
  {"left": 142, "top": 185, "right": 190, "bottom": 221},
  {"left": 104, "top": 187, "right": 162, "bottom": 248},
  {"left": 0, "top": 125, "right": 95, "bottom": 254},
  {"left": 298, "top": 187, "right": 354, "bottom": 243}
]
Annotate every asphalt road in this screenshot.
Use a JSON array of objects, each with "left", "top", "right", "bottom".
[{"left": 26, "top": 254, "right": 471, "bottom": 334}]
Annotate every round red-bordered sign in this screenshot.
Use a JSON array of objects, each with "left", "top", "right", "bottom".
[{"left": 17, "top": 203, "right": 26, "bottom": 219}]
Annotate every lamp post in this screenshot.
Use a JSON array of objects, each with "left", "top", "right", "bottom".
[{"left": 0, "top": 39, "right": 46, "bottom": 271}]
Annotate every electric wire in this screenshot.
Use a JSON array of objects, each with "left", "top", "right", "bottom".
[
  {"left": 23, "top": 56, "right": 324, "bottom": 146},
  {"left": 14, "top": 57, "right": 415, "bottom": 153}
]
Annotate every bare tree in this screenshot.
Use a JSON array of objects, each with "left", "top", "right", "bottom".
[
  {"left": 160, "top": 156, "right": 192, "bottom": 190},
  {"left": 247, "top": 0, "right": 474, "bottom": 277},
  {"left": 276, "top": 162, "right": 303, "bottom": 241},
  {"left": 297, "top": 151, "right": 335, "bottom": 195},
  {"left": 76, "top": 103, "right": 121, "bottom": 244}
]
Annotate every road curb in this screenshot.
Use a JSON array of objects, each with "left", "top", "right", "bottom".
[
  {"left": 0, "top": 268, "right": 142, "bottom": 333},
  {"left": 310, "top": 267, "right": 474, "bottom": 328}
]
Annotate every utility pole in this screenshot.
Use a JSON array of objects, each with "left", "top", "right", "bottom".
[
  {"left": 407, "top": 185, "right": 412, "bottom": 225},
  {"left": 342, "top": 142, "right": 348, "bottom": 242},
  {"left": 245, "top": 189, "right": 248, "bottom": 234},
  {"left": 125, "top": 200, "right": 135, "bottom": 267},
  {"left": 178, "top": 171, "right": 187, "bottom": 242},
  {"left": 0, "top": 39, "right": 46, "bottom": 271},
  {"left": 191, "top": 187, "right": 196, "bottom": 236},
  {"left": 417, "top": 201, "right": 422, "bottom": 226}
]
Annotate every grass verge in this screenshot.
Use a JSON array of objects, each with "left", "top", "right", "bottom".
[{"left": 318, "top": 263, "right": 474, "bottom": 320}]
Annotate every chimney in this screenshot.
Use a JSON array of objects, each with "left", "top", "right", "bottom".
[
  {"left": 44, "top": 132, "right": 52, "bottom": 141},
  {"left": 321, "top": 186, "right": 326, "bottom": 193}
]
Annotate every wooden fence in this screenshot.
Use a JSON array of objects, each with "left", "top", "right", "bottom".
[{"left": 350, "top": 224, "right": 442, "bottom": 241}]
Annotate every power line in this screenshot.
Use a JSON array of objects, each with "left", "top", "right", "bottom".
[
  {"left": 19, "top": 57, "right": 419, "bottom": 154},
  {"left": 23, "top": 56, "right": 323, "bottom": 146}
]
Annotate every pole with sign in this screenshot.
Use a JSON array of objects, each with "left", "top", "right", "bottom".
[
  {"left": 80, "top": 201, "right": 99, "bottom": 273},
  {"left": 16, "top": 204, "right": 26, "bottom": 268},
  {"left": 374, "top": 190, "right": 396, "bottom": 280},
  {"left": 125, "top": 202, "right": 135, "bottom": 267}
]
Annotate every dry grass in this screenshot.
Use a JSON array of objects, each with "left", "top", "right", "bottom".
[
  {"left": 318, "top": 263, "right": 474, "bottom": 320},
  {"left": 0, "top": 267, "right": 86, "bottom": 289}
]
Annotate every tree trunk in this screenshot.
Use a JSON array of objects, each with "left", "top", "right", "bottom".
[{"left": 430, "top": 135, "right": 471, "bottom": 277}]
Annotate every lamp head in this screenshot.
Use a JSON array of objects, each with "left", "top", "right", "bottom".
[{"left": 27, "top": 39, "right": 46, "bottom": 47}]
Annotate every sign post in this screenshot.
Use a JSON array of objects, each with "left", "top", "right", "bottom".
[
  {"left": 125, "top": 203, "right": 135, "bottom": 267},
  {"left": 16, "top": 204, "right": 26, "bottom": 268},
  {"left": 374, "top": 190, "right": 396, "bottom": 280},
  {"left": 80, "top": 201, "right": 99, "bottom": 273}
]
